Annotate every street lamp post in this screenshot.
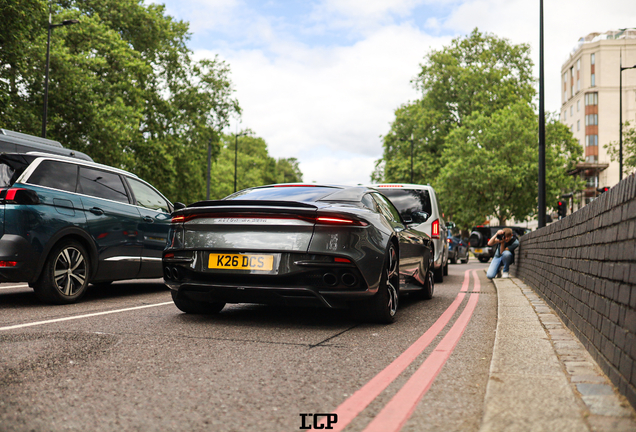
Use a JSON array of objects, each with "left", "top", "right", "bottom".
[
  {"left": 619, "top": 53, "right": 636, "bottom": 181},
  {"left": 397, "top": 134, "right": 415, "bottom": 183},
  {"left": 42, "top": 13, "right": 79, "bottom": 138},
  {"left": 538, "top": 0, "right": 546, "bottom": 228},
  {"left": 234, "top": 131, "right": 247, "bottom": 192}
]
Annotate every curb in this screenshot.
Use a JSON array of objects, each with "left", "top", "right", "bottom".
[{"left": 480, "top": 275, "right": 636, "bottom": 432}]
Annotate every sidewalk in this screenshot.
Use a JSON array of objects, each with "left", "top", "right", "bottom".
[{"left": 480, "top": 276, "right": 636, "bottom": 432}]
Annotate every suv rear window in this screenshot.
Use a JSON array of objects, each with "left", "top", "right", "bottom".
[
  {"left": 27, "top": 160, "right": 78, "bottom": 192},
  {"left": 378, "top": 189, "right": 432, "bottom": 218}
]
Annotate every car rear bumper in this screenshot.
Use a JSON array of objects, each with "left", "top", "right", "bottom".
[
  {"left": 470, "top": 246, "right": 494, "bottom": 258},
  {"left": 0, "top": 234, "right": 38, "bottom": 282}
]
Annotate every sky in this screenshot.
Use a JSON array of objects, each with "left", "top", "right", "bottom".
[{"left": 149, "top": 0, "right": 636, "bottom": 185}]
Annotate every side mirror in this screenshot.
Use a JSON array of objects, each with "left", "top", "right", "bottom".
[
  {"left": 402, "top": 214, "right": 413, "bottom": 224},
  {"left": 173, "top": 202, "right": 186, "bottom": 211},
  {"left": 411, "top": 211, "right": 429, "bottom": 224},
  {"left": 446, "top": 221, "right": 456, "bottom": 230}
]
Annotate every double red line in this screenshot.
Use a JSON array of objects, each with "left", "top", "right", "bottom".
[{"left": 314, "top": 269, "right": 482, "bottom": 432}]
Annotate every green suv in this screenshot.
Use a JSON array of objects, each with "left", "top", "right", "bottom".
[{"left": 0, "top": 152, "right": 173, "bottom": 304}]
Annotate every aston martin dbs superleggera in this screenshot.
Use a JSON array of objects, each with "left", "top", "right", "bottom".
[{"left": 163, "top": 184, "right": 434, "bottom": 323}]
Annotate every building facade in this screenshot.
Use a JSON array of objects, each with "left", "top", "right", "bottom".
[{"left": 560, "top": 29, "right": 636, "bottom": 210}]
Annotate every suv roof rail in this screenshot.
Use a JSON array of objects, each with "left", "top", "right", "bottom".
[{"left": 0, "top": 129, "right": 64, "bottom": 148}]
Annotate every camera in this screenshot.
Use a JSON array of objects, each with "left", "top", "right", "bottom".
[{"left": 496, "top": 233, "right": 504, "bottom": 240}]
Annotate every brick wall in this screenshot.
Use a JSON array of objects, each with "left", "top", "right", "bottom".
[{"left": 513, "top": 173, "right": 636, "bottom": 408}]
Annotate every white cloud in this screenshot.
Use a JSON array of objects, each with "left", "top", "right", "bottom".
[
  {"left": 196, "top": 25, "right": 451, "bottom": 184},
  {"left": 167, "top": 0, "right": 636, "bottom": 185}
]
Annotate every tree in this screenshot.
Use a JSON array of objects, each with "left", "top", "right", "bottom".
[
  {"left": 376, "top": 29, "right": 535, "bottom": 185},
  {"left": 0, "top": 0, "right": 240, "bottom": 204},
  {"left": 436, "top": 105, "right": 583, "bottom": 229},
  {"left": 203, "top": 132, "right": 303, "bottom": 201},
  {"left": 604, "top": 121, "right": 636, "bottom": 175}
]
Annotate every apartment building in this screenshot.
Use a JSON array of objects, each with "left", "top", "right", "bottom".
[{"left": 560, "top": 28, "right": 636, "bottom": 209}]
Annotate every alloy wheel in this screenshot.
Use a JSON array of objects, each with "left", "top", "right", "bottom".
[{"left": 53, "top": 247, "right": 87, "bottom": 296}]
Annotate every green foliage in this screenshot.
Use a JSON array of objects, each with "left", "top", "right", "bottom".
[
  {"left": 436, "top": 104, "right": 583, "bottom": 229},
  {"left": 376, "top": 29, "right": 535, "bottom": 185},
  {"left": 375, "top": 29, "right": 583, "bottom": 229},
  {"left": 604, "top": 121, "right": 636, "bottom": 174},
  {"left": 203, "top": 132, "right": 303, "bottom": 201},
  {"left": 0, "top": 0, "right": 240, "bottom": 204}
]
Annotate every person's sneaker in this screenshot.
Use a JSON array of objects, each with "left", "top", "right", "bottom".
[{"left": 502, "top": 272, "right": 510, "bottom": 278}]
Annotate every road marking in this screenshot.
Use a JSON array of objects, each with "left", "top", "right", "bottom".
[
  {"left": 362, "top": 270, "right": 481, "bottom": 432},
  {"left": 0, "top": 302, "right": 174, "bottom": 331},
  {"left": 0, "top": 284, "right": 30, "bottom": 290},
  {"left": 316, "top": 269, "right": 474, "bottom": 432}
]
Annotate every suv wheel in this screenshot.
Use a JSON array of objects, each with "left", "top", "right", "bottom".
[
  {"left": 34, "top": 240, "right": 90, "bottom": 304},
  {"left": 478, "top": 256, "right": 490, "bottom": 263},
  {"left": 433, "top": 264, "right": 443, "bottom": 283}
]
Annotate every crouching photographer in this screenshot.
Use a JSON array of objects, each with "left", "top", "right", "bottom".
[{"left": 486, "top": 227, "right": 519, "bottom": 279}]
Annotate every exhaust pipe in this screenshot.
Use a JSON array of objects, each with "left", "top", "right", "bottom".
[
  {"left": 341, "top": 273, "right": 357, "bottom": 287},
  {"left": 322, "top": 273, "right": 338, "bottom": 286}
]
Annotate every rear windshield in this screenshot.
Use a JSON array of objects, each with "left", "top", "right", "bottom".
[
  {"left": 0, "top": 154, "right": 36, "bottom": 187},
  {"left": 378, "top": 189, "right": 432, "bottom": 218},
  {"left": 225, "top": 186, "right": 340, "bottom": 202}
]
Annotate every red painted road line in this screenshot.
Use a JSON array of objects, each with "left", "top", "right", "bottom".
[
  {"left": 313, "top": 269, "right": 474, "bottom": 432},
  {"left": 362, "top": 270, "right": 481, "bottom": 432}
]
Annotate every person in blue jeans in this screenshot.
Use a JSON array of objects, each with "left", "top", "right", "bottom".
[{"left": 486, "top": 228, "right": 519, "bottom": 279}]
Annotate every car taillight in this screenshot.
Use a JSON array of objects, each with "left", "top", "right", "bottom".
[
  {"left": 334, "top": 257, "right": 351, "bottom": 263},
  {"left": 431, "top": 219, "right": 440, "bottom": 239},
  {"left": 171, "top": 215, "right": 186, "bottom": 223},
  {"left": 0, "top": 261, "right": 17, "bottom": 267},
  {"left": 447, "top": 238, "right": 452, "bottom": 243},
  {"left": 0, "top": 188, "right": 40, "bottom": 205},
  {"left": 315, "top": 216, "right": 368, "bottom": 226}
]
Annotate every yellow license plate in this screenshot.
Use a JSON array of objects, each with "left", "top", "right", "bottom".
[
  {"left": 208, "top": 253, "right": 274, "bottom": 271},
  {"left": 474, "top": 249, "right": 483, "bottom": 253}
]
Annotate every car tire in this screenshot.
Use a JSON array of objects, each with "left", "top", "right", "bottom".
[
  {"left": 171, "top": 291, "right": 225, "bottom": 314},
  {"left": 450, "top": 254, "right": 457, "bottom": 264},
  {"left": 419, "top": 270, "right": 434, "bottom": 300},
  {"left": 363, "top": 243, "right": 399, "bottom": 324},
  {"left": 461, "top": 253, "right": 469, "bottom": 264},
  {"left": 433, "top": 264, "right": 443, "bottom": 283},
  {"left": 443, "top": 261, "right": 448, "bottom": 276},
  {"left": 478, "top": 256, "right": 490, "bottom": 263},
  {"left": 34, "top": 240, "right": 90, "bottom": 305}
]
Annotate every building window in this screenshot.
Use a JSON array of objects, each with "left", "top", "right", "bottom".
[
  {"left": 563, "top": 73, "right": 567, "bottom": 101},
  {"left": 564, "top": 110, "right": 567, "bottom": 120},
  {"left": 585, "top": 175, "right": 598, "bottom": 187},
  {"left": 577, "top": 120, "right": 580, "bottom": 131},
  {"left": 585, "top": 114, "right": 598, "bottom": 126},
  {"left": 570, "top": 66, "right": 574, "bottom": 96},
  {"left": 576, "top": 59, "right": 580, "bottom": 92},
  {"left": 591, "top": 74, "right": 596, "bottom": 86},
  {"left": 570, "top": 106, "right": 574, "bottom": 116},
  {"left": 591, "top": 53, "right": 595, "bottom": 65},
  {"left": 590, "top": 54, "right": 595, "bottom": 87},
  {"left": 585, "top": 135, "right": 598, "bottom": 146},
  {"left": 577, "top": 100, "right": 580, "bottom": 112},
  {"left": 585, "top": 156, "right": 598, "bottom": 164},
  {"left": 585, "top": 93, "right": 598, "bottom": 105}
]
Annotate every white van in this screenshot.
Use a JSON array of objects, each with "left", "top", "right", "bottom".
[{"left": 367, "top": 184, "right": 449, "bottom": 283}]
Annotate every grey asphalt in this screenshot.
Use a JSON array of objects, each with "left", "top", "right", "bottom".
[{"left": 481, "top": 275, "right": 636, "bottom": 432}]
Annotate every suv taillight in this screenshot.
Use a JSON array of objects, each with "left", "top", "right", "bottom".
[
  {"left": 431, "top": 219, "right": 440, "bottom": 239},
  {"left": 0, "top": 188, "right": 40, "bottom": 205}
]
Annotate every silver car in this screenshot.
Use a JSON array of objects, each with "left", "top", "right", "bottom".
[{"left": 367, "top": 184, "right": 449, "bottom": 283}]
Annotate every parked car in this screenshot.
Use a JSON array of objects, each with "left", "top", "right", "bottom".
[
  {"left": 0, "top": 128, "right": 92, "bottom": 161},
  {"left": 468, "top": 225, "right": 531, "bottom": 263},
  {"left": 164, "top": 184, "right": 435, "bottom": 323},
  {"left": 0, "top": 152, "right": 173, "bottom": 304},
  {"left": 365, "top": 184, "right": 449, "bottom": 283},
  {"left": 448, "top": 236, "right": 469, "bottom": 264}
]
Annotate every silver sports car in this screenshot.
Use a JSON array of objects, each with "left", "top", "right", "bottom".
[{"left": 163, "top": 184, "right": 434, "bottom": 323}]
